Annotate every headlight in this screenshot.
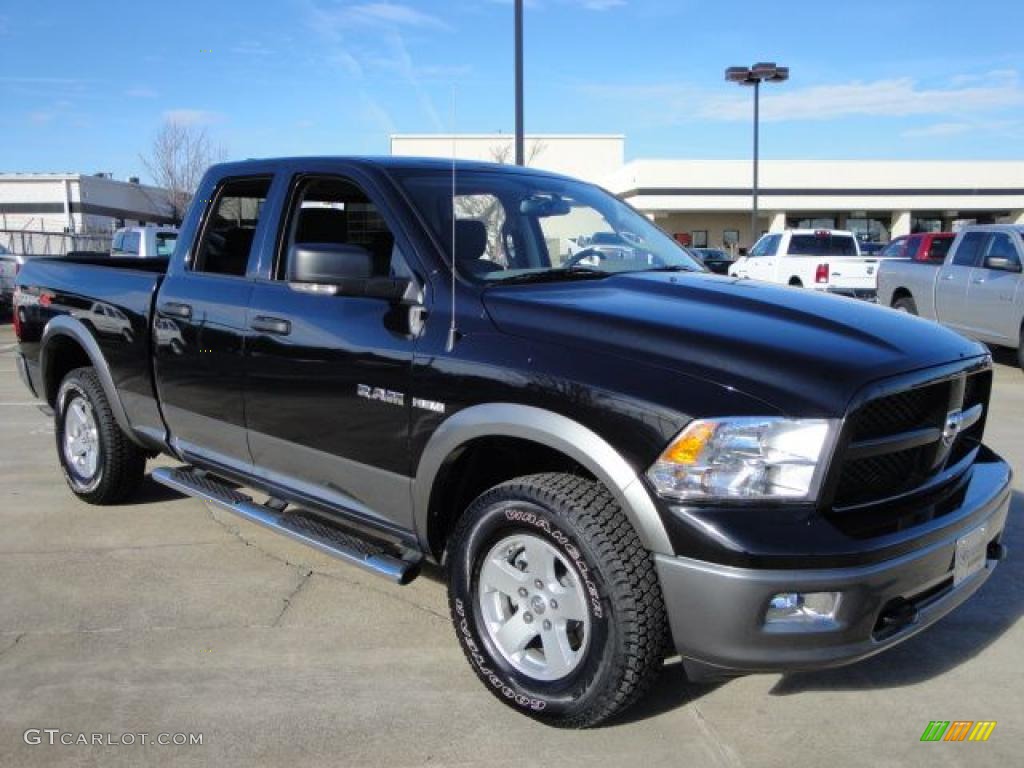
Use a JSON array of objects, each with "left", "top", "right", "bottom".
[{"left": 647, "top": 418, "right": 834, "bottom": 501}]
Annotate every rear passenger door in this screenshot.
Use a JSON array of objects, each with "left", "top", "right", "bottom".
[
  {"left": 967, "top": 232, "right": 1023, "bottom": 344},
  {"left": 935, "top": 231, "right": 986, "bottom": 333},
  {"left": 154, "top": 175, "right": 275, "bottom": 469},
  {"left": 243, "top": 172, "right": 426, "bottom": 533}
]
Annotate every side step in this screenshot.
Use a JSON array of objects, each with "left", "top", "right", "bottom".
[{"left": 152, "top": 466, "right": 421, "bottom": 585}]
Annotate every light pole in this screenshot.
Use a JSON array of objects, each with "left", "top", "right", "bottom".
[
  {"left": 725, "top": 62, "right": 789, "bottom": 247},
  {"left": 514, "top": 0, "right": 525, "bottom": 166}
]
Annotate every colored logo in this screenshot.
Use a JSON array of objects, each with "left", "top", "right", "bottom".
[{"left": 920, "top": 721, "right": 996, "bottom": 742}]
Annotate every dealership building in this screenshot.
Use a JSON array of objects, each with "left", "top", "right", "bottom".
[{"left": 391, "top": 134, "right": 1024, "bottom": 251}]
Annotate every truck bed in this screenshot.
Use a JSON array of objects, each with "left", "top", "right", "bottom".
[{"left": 14, "top": 256, "right": 167, "bottom": 443}]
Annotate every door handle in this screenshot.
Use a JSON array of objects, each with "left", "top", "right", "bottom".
[
  {"left": 250, "top": 316, "right": 291, "bottom": 336},
  {"left": 160, "top": 301, "right": 192, "bottom": 319},
  {"left": 971, "top": 278, "right": 986, "bottom": 285}
]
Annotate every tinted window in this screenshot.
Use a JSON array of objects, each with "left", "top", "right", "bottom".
[
  {"left": 878, "top": 238, "right": 905, "bottom": 259},
  {"left": 280, "top": 176, "right": 404, "bottom": 280},
  {"left": 763, "top": 234, "right": 781, "bottom": 256},
  {"left": 952, "top": 232, "right": 987, "bottom": 267},
  {"left": 983, "top": 233, "right": 1020, "bottom": 265},
  {"left": 112, "top": 232, "right": 125, "bottom": 252},
  {"left": 926, "top": 237, "right": 952, "bottom": 262},
  {"left": 193, "top": 177, "right": 271, "bottom": 276},
  {"left": 787, "top": 234, "right": 858, "bottom": 256},
  {"left": 155, "top": 232, "right": 177, "bottom": 257},
  {"left": 122, "top": 231, "right": 140, "bottom": 255}
]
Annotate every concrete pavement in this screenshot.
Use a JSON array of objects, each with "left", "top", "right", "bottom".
[{"left": 0, "top": 322, "right": 1021, "bottom": 767}]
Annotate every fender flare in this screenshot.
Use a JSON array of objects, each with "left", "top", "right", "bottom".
[
  {"left": 412, "top": 403, "right": 674, "bottom": 555},
  {"left": 41, "top": 315, "right": 142, "bottom": 446}
]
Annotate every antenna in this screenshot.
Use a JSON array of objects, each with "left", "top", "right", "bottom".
[{"left": 446, "top": 86, "right": 459, "bottom": 353}]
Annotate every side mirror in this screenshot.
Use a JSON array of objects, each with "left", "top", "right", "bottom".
[
  {"left": 984, "top": 255, "right": 1022, "bottom": 273},
  {"left": 289, "top": 243, "right": 373, "bottom": 284},
  {"left": 288, "top": 242, "right": 419, "bottom": 303}
]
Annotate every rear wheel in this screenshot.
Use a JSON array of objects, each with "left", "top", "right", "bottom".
[
  {"left": 893, "top": 296, "right": 918, "bottom": 315},
  {"left": 56, "top": 367, "right": 146, "bottom": 504},
  {"left": 447, "top": 473, "right": 667, "bottom": 728},
  {"left": 788, "top": 277, "right": 803, "bottom": 287}
]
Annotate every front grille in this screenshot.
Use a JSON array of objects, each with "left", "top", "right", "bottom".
[{"left": 830, "top": 365, "right": 991, "bottom": 510}]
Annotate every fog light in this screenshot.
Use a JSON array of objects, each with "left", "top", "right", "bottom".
[{"left": 765, "top": 591, "right": 841, "bottom": 629}]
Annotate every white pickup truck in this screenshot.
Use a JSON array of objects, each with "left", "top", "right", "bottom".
[
  {"left": 878, "top": 224, "right": 1024, "bottom": 370},
  {"left": 729, "top": 229, "right": 883, "bottom": 300}
]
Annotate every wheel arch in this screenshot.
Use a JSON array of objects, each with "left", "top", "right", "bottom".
[
  {"left": 413, "top": 403, "right": 673, "bottom": 559},
  {"left": 891, "top": 286, "right": 914, "bottom": 306},
  {"left": 41, "top": 315, "right": 141, "bottom": 446}
]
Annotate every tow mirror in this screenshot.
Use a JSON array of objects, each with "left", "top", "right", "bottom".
[
  {"left": 984, "top": 255, "right": 1022, "bottom": 273},
  {"left": 288, "top": 243, "right": 418, "bottom": 303}
]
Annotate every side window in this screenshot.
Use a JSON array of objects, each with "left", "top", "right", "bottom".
[
  {"left": 112, "top": 232, "right": 125, "bottom": 252},
  {"left": 983, "top": 233, "right": 1020, "bottom": 267},
  {"left": 952, "top": 232, "right": 988, "bottom": 267},
  {"left": 193, "top": 177, "right": 272, "bottom": 277},
  {"left": 926, "top": 237, "right": 952, "bottom": 262},
  {"left": 122, "top": 231, "right": 140, "bottom": 255},
  {"left": 763, "top": 234, "right": 781, "bottom": 256},
  {"left": 453, "top": 194, "right": 513, "bottom": 272},
  {"left": 748, "top": 237, "right": 767, "bottom": 257},
  {"left": 280, "top": 176, "right": 405, "bottom": 280}
]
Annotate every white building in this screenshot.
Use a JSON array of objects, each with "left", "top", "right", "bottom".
[
  {"left": 0, "top": 173, "right": 173, "bottom": 254},
  {"left": 390, "top": 134, "right": 1024, "bottom": 250}
]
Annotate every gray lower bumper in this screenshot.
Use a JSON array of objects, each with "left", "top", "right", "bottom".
[{"left": 656, "top": 489, "right": 1010, "bottom": 680}]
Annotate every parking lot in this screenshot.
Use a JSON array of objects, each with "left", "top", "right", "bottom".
[{"left": 0, "top": 319, "right": 1020, "bottom": 768}]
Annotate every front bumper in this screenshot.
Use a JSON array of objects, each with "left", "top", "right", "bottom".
[{"left": 656, "top": 458, "right": 1011, "bottom": 680}]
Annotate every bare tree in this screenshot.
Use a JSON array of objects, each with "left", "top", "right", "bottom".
[{"left": 141, "top": 120, "right": 225, "bottom": 221}]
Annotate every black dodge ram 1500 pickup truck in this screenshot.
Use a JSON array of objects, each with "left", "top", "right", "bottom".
[{"left": 12, "top": 157, "right": 1013, "bottom": 727}]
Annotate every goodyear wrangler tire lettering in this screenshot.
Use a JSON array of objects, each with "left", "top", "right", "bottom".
[{"left": 446, "top": 473, "right": 667, "bottom": 728}]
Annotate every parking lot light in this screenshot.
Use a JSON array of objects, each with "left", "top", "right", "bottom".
[{"left": 725, "top": 62, "right": 790, "bottom": 246}]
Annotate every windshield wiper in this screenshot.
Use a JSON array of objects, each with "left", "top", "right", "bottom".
[
  {"left": 489, "top": 266, "right": 613, "bottom": 285},
  {"left": 633, "top": 264, "right": 701, "bottom": 274}
]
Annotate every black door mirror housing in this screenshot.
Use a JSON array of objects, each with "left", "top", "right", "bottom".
[
  {"left": 287, "top": 242, "right": 419, "bottom": 303},
  {"left": 984, "top": 255, "right": 1022, "bottom": 273},
  {"left": 289, "top": 243, "right": 374, "bottom": 284}
]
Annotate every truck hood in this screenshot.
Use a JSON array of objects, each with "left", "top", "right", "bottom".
[{"left": 481, "top": 272, "right": 987, "bottom": 417}]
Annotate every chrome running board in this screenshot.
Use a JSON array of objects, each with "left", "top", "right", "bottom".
[{"left": 152, "top": 466, "right": 421, "bottom": 585}]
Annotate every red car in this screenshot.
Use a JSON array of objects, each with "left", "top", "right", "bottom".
[{"left": 878, "top": 232, "right": 955, "bottom": 263}]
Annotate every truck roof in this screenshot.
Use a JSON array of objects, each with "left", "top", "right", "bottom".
[{"left": 213, "top": 155, "right": 576, "bottom": 181}]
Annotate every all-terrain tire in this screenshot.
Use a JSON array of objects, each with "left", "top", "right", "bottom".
[
  {"left": 447, "top": 472, "right": 667, "bottom": 728},
  {"left": 55, "top": 367, "right": 146, "bottom": 504}
]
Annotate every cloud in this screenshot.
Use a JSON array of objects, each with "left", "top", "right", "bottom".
[
  {"left": 125, "top": 86, "right": 157, "bottom": 98},
  {"left": 28, "top": 111, "right": 55, "bottom": 125},
  {"left": 321, "top": 2, "right": 450, "bottom": 30},
  {"left": 162, "top": 108, "right": 223, "bottom": 126},
  {"left": 585, "top": 69, "right": 1024, "bottom": 125},
  {"left": 231, "top": 40, "right": 275, "bottom": 57},
  {"left": 901, "top": 122, "right": 972, "bottom": 139},
  {"left": 703, "top": 71, "right": 1024, "bottom": 122}
]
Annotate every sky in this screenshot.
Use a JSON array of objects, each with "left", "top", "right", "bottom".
[{"left": 1, "top": 0, "right": 1023, "bottom": 183}]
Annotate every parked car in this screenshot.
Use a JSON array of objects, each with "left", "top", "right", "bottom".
[
  {"left": 728, "top": 229, "right": 886, "bottom": 300},
  {"left": 13, "top": 157, "right": 1011, "bottom": 727},
  {"left": 692, "top": 247, "right": 734, "bottom": 274},
  {"left": 878, "top": 224, "right": 1024, "bottom": 369},
  {"left": 0, "top": 244, "right": 17, "bottom": 314},
  {"left": 878, "top": 232, "right": 955, "bottom": 263},
  {"left": 111, "top": 225, "right": 179, "bottom": 258}
]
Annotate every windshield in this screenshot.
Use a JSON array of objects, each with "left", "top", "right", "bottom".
[
  {"left": 788, "top": 233, "right": 859, "bottom": 256},
  {"left": 397, "top": 170, "right": 703, "bottom": 282},
  {"left": 155, "top": 232, "right": 177, "bottom": 257}
]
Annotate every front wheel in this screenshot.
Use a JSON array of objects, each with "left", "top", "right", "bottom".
[
  {"left": 447, "top": 473, "right": 667, "bottom": 728},
  {"left": 56, "top": 367, "right": 146, "bottom": 504}
]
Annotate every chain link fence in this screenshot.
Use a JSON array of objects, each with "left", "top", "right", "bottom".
[{"left": 0, "top": 230, "right": 111, "bottom": 256}]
